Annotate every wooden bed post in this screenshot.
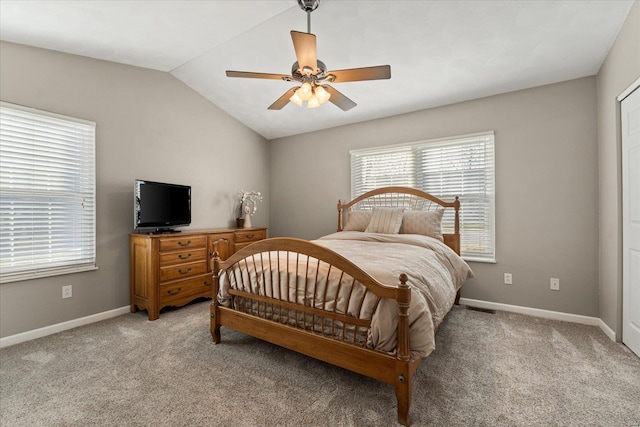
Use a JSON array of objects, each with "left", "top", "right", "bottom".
[
  {"left": 396, "top": 273, "right": 412, "bottom": 426},
  {"left": 337, "top": 199, "right": 344, "bottom": 232},
  {"left": 397, "top": 274, "right": 411, "bottom": 362},
  {"left": 396, "top": 364, "right": 412, "bottom": 427},
  {"left": 211, "top": 251, "right": 221, "bottom": 344},
  {"left": 453, "top": 196, "right": 462, "bottom": 305},
  {"left": 454, "top": 196, "right": 460, "bottom": 236}
]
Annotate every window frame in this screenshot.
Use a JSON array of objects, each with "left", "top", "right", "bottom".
[
  {"left": 350, "top": 131, "right": 496, "bottom": 263},
  {"left": 0, "top": 102, "right": 97, "bottom": 283}
]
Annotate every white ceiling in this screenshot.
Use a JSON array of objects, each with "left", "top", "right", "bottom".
[{"left": 0, "top": 0, "right": 634, "bottom": 140}]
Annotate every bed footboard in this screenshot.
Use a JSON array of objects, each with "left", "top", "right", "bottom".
[{"left": 210, "top": 237, "right": 420, "bottom": 426}]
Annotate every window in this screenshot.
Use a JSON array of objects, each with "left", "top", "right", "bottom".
[
  {"left": 0, "top": 102, "right": 96, "bottom": 283},
  {"left": 351, "top": 131, "right": 495, "bottom": 262}
]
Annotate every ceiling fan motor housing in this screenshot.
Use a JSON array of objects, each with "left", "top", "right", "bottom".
[{"left": 291, "top": 60, "right": 331, "bottom": 81}]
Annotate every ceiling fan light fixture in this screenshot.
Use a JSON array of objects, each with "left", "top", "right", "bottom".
[
  {"left": 315, "top": 85, "right": 330, "bottom": 105},
  {"left": 298, "top": 82, "right": 313, "bottom": 101},
  {"left": 307, "top": 96, "right": 320, "bottom": 109},
  {"left": 289, "top": 90, "right": 303, "bottom": 106}
]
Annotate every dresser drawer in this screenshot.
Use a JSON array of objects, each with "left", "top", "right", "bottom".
[
  {"left": 159, "top": 236, "right": 207, "bottom": 252},
  {"left": 159, "top": 274, "right": 213, "bottom": 305},
  {"left": 235, "top": 229, "right": 266, "bottom": 244},
  {"left": 159, "top": 260, "right": 207, "bottom": 282},
  {"left": 159, "top": 248, "right": 207, "bottom": 267}
]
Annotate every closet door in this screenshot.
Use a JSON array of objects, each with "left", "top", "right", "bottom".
[{"left": 622, "top": 85, "right": 640, "bottom": 358}]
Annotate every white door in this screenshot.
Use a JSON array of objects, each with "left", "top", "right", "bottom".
[{"left": 622, "top": 86, "right": 640, "bottom": 358}]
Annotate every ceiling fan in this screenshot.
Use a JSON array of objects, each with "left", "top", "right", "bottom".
[{"left": 225, "top": 0, "right": 391, "bottom": 111}]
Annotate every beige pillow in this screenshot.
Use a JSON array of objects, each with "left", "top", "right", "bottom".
[
  {"left": 343, "top": 210, "right": 372, "bottom": 231},
  {"left": 365, "top": 207, "right": 405, "bottom": 234},
  {"left": 399, "top": 209, "right": 444, "bottom": 241}
]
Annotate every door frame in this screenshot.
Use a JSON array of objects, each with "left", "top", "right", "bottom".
[
  {"left": 618, "top": 77, "right": 640, "bottom": 103},
  {"left": 618, "top": 76, "right": 640, "bottom": 353}
]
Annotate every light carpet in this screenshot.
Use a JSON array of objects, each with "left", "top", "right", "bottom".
[{"left": 1, "top": 300, "right": 639, "bottom": 426}]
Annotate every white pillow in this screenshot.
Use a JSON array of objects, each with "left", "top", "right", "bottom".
[
  {"left": 343, "top": 211, "right": 372, "bottom": 232},
  {"left": 365, "top": 207, "right": 405, "bottom": 234},
  {"left": 399, "top": 209, "right": 444, "bottom": 241}
]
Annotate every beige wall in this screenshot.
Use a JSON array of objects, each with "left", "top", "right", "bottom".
[
  {"left": 0, "top": 42, "right": 269, "bottom": 338},
  {"left": 270, "top": 77, "right": 599, "bottom": 317},
  {"left": 597, "top": 1, "right": 640, "bottom": 338}
]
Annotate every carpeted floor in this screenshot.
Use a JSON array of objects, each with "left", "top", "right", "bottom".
[{"left": 1, "top": 300, "right": 639, "bottom": 426}]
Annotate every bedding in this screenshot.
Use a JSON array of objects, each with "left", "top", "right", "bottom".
[
  {"left": 218, "top": 231, "right": 473, "bottom": 359},
  {"left": 399, "top": 209, "right": 444, "bottom": 241},
  {"left": 342, "top": 210, "right": 372, "bottom": 231},
  {"left": 364, "top": 207, "right": 405, "bottom": 234}
]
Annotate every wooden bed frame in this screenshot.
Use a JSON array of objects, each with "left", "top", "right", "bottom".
[{"left": 210, "top": 187, "right": 461, "bottom": 426}]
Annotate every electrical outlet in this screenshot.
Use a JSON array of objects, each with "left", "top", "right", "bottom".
[
  {"left": 550, "top": 278, "right": 560, "bottom": 291},
  {"left": 62, "top": 285, "right": 72, "bottom": 299},
  {"left": 504, "top": 273, "right": 513, "bottom": 285}
]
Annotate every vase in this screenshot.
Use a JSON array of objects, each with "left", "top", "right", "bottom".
[
  {"left": 236, "top": 218, "right": 244, "bottom": 228},
  {"left": 243, "top": 214, "right": 252, "bottom": 228}
]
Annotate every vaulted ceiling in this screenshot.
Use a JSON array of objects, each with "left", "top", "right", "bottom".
[{"left": 0, "top": 0, "right": 634, "bottom": 140}]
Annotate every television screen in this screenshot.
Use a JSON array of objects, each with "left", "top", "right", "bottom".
[{"left": 134, "top": 180, "right": 191, "bottom": 231}]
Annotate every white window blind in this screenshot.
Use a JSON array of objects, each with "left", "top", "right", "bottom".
[
  {"left": 351, "top": 146, "right": 415, "bottom": 193},
  {"left": 0, "top": 102, "right": 96, "bottom": 283},
  {"left": 351, "top": 131, "right": 495, "bottom": 262}
]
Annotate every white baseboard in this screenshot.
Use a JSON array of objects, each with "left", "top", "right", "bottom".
[
  {"left": 1, "top": 300, "right": 620, "bottom": 348},
  {"left": 459, "top": 298, "right": 618, "bottom": 342},
  {"left": 0, "top": 306, "right": 131, "bottom": 348},
  {"left": 596, "top": 318, "right": 617, "bottom": 342}
]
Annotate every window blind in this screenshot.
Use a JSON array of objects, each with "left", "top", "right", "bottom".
[
  {"left": 0, "top": 102, "right": 96, "bottom": 283},
  {"left": 351, "top": 146, "right": 415, "bottom": 195},
  {"left": 350, "top": 131, "right": 495, "bottom": 262}
]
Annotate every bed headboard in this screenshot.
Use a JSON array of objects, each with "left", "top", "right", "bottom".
[{"left": 337, "top": 186, "right": 461, "bottom": 255}]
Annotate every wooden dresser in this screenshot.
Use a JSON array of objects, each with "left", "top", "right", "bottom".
[{"left": 130, "top": 227, "right": 267, "bottom": 320}]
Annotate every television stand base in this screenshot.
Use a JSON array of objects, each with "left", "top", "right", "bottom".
[{"left": 151, "top": 228, "right": 180, "bottom": 234}]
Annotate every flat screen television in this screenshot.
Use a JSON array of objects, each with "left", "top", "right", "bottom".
[{"left": 134, "top": 179, "right": 191, "bottom": 233}]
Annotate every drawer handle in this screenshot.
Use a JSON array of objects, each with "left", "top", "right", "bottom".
[
  {"left": 177, "top": 240, "right": 191, "bottom": 247},
  {"left": 178, "top": 267, "right": 192, "bottom": 275},
  {"left": 178, "top": 253, "right": 192, "bottom": 260},
  {"left": 211, "top": 238, "right": 229, "bottom": 245},
  {"left": 204, "top": 281, "right": 212, "bottom": 286},
  {"left": 167, "top": 287, "right": 182, "bottom": 295},
  {"left": 244, "top": 234, "right": 254, "bottom": 239}
]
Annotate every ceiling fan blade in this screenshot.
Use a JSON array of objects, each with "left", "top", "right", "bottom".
[
  {"left": 226, "top": 70, "right": 291, "bottom": 80},
  {"left": 291, "top": 30, "right": 318, "bottom": 72},
  {"left": 268, "top": 87, "right": 298, "bottom": 110},
  {"left": 324, "top": 85, "right": 357, "bottom": 111},
  {"left": 326, "top": 65, "right": 391, "bottom": 83}
]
